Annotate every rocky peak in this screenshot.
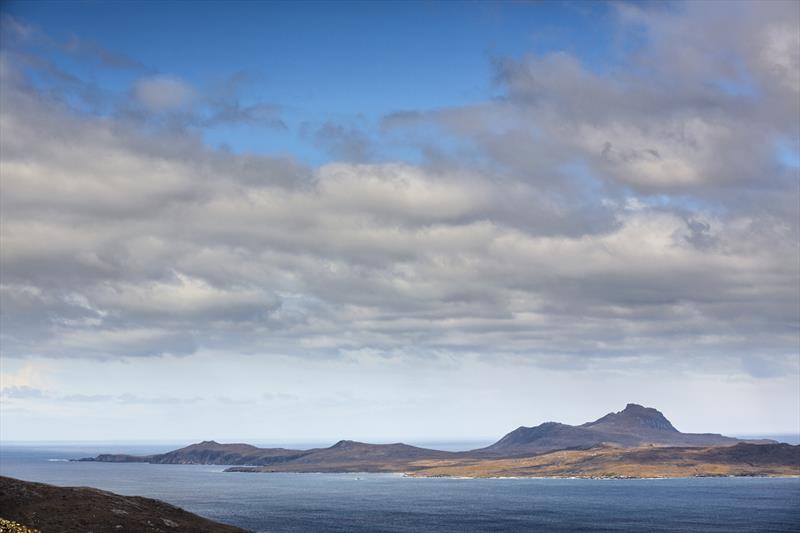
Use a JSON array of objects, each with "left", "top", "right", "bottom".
[
  {"left": 330, "top": 440, "right": 360, "bottom": 449},
  {"left": 588, "top": 404, "right": 678, "bottom": 432}
]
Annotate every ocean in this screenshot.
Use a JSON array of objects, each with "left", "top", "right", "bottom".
[{"left": 1, "top": 444, "right": 798, "bottom": 532}]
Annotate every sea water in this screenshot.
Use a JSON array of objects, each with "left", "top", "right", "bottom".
[{"left": 1, "top": 444, "right": 798, "bottom": 532}]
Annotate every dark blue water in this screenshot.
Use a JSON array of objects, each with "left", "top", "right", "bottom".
[{"left": 1, "top": 444, "right": 799, "bottom": 532}]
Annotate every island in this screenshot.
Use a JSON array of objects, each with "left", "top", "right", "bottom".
[{"left": 77, "top": 404, "right": 800, "bottom": 478}]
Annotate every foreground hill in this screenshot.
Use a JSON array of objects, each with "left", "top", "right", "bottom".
[
  {"left": 405, "top": 443, "right": 800, "bottom": 478},
  {"left": 77, "top": 403, "right": 785, "bottom": 477},
  {"left": 0, "top": 476, "right": 251, "bottom": 533}
]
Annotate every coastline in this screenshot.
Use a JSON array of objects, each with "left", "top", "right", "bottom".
[{"left": 403, "top": 473, "right": 800, "bottom": 480}]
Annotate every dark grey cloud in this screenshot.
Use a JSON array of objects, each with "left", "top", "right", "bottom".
[
  {"left": 113, "top": 73, "right": 289, "bottom": 135},
  {"left": 1, "top": 14, "right": 40, "bottom": 46},
  {"left": 63, "top": 34, "right": 144, "bottom": 70},
  {"left": 203, "top": 100, "right": 286, "bottom": 130},
  {"left": 0, "top": 2, "right": 797, "bottom": 378},
  {"left": 1, "top": 18, "right": 287, "bottom": 137},
  {"left": 2, "top": 14, "right": 143, "bottom": 72},
  {"left": 380, "top": 110, "right": 425, "bottom": 131},
  {"left": 309, "top": 120, "right": 374, "bottom": 161}
]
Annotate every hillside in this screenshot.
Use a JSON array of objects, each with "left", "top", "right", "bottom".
[
  {"left": 229, "top": 440, "right": 455, "bottom": 473},
  {"left": 79, "top": 439, "right": 455, "bottom": 471},
  {"left": 405, "top": 443, "right": 800, "bottom": 478},
  {"left": 82, "top": 440, "right": 310, "bottom": 466},
  {"left": 0, "top": 476, "right": 251, "bottom": 533},
  {"left": 474, "top": 404, "right": 772, "bottom": 456}
]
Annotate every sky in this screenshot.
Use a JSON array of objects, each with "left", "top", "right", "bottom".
[{"left": 0, "top": 0, "right": 798, "bottom": 443}]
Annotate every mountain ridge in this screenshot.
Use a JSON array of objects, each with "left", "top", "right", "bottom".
[
  {"left": 76, "top": 403, "right": 781, "bottom": 473},
  {"left": 473, "top": 403, "right": 775, "bottom": 457}
]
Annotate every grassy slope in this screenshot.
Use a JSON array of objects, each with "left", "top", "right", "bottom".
[{"left": 404, "top": 443, "right": 800, "bottom": 478}]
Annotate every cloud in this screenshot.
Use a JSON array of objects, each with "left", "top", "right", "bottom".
[
  {"left": 203, "top": 101, "right": 286, "bottom": 130},
  {"left": 2, "top": 16, "right": 286, "bottom": 133},
  {"left": 126, "top": 71, "right": 287, "bottom": 131},
  {"left": 381, "top": 1, "right": 798, "bottom": 202},
  {"left": 133, "top": 75, "right": 195, "bottom": 112},
  {"left": 63, "top": 34, "right": 144, "bottom": 70},
  {"left": 22, "top": 391, "right": 200, "bottom": 405},
  {"left": 0, "top": 2, "right": 797, "bottom": 379},
  {"left": 0, "top": 14, "right": 36, "bottom": 43},
  {"left": 0, "top": 386, "right": 45, "bottom": 399},
  {"left": 310, "top": 121, "right": 374, "bottom": 161}
]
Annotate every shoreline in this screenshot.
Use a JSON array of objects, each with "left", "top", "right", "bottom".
[
  {"left": 222, "top": 468, "right": 800, "bottom": 480},
  {"left": 403, "top": 473, "right": 800, "bottom": 480}
]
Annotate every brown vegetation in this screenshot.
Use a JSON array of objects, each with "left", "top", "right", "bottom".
[
  {"left": 0, "top": 476, "right": 251, "bottom": 533},
  {"left": 404, "top": 443, "right": 800, "bottom": 478}
]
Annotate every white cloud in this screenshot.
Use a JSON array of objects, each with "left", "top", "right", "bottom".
[
  {"left": 0, "top": 2, "right": 796, "bottom": 380},
  {"left": 0, "top": 74, "right": 795, "bottom": 364}
]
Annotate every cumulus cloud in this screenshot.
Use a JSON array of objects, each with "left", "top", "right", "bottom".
[
  {"left": 384, "top": 2, "right": 798, "bottom": 200},
  {"left": 0, "top": 1, "right": 797, "bottom": 378}
]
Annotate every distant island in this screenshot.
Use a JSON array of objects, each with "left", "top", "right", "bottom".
[
  {"left": 78, "top": 404, "right": 800, "bottom": 478},
  {"left": 0, "top": 476, "right": 252, "bottom": 533}
]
